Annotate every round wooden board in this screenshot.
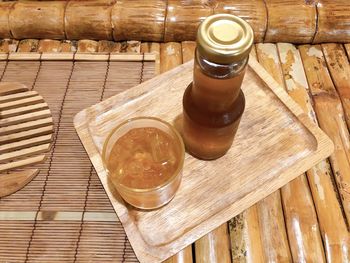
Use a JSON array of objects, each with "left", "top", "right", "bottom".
[{"left": 0, "top": 82, "right": 53, "bottom": 197}]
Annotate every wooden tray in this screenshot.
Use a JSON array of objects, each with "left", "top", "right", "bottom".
[{"left": 73, "top": 57, "right": 334, "bottom": 263}]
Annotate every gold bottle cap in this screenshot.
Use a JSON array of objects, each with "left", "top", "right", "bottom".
[{"left": 197, "top": 14, "right": 254, "bottom": 64}]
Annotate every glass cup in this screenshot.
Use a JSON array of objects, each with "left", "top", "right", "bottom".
[{"left": 102, "top": 117, "right": 185, "bottom": 210}]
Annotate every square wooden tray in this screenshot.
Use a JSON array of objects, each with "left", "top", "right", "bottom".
[{"left": 73, "top": 57, "right": 333, "bottom": 263}]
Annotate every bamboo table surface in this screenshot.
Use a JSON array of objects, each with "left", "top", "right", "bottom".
[{"left": 0, "top": 38, "right": 350, "bottom": 262}]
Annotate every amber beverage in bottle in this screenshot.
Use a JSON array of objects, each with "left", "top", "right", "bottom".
[{"left": 183, "top": 14, "right": 253, "bottom": 159}]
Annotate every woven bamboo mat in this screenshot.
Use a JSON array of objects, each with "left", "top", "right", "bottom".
[{"left": 0, "top": 54, "right": 155, "bottom": 262}]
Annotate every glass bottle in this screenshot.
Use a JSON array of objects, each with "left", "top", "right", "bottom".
[{"left": 182, "top": 14, "right": 253, "bottom": 160}]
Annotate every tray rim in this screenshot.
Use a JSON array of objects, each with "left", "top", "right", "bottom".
[{"left": 73, "top": 57, "right": 334, "bottom": 263}]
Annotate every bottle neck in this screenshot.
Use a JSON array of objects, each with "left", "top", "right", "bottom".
[{"left": 195, "top": 48, "right": 248, "bottom": 79}]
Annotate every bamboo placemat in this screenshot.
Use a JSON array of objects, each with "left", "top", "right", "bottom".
[{"left": 0, "top": 54, "right": 155, "bottom": 262}]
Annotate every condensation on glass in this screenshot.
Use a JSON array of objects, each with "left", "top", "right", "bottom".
[{"left": 183, "top": 14, "right": 254, "bottom": 159}]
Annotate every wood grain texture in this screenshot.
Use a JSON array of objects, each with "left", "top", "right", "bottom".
[
  {"left": 300, "top": 44, "right": 350, "bottom": 227},
  {"left": 149, "top": 42, "right": 161, "bottom": 75},
  {"left": 37, "top": 39, "right": 61, "bottom": 53},
  {"left": 0, "top": 155, "right": 46, "bottom": 173},
  {"left": 112, "top": 0, "right": 165, "bottom": 42},
  {"left": 276, "top": 43, "right": 326, "bottom": 262},
  {"left": 0, "top": 1, "right": 349, "bottom": 43},
  {"left": 65, "top": 0, "right": 114, "bottom": 40},
  {"left": 0, "top": 90, "right": 37, "bottom": 104},
  {"left": 256, "top": 192, "right": 292, "bottom": 262},
  {"left": 195, "top": 224, "right": 231, "bottom": 263},
  {"left": 121, "top": 40, "right": 141, "bottom": 53},
  {"left": 0, "top": 82, "right": 28, "bottom": 96},
  {"left": 256, "top": 43, "right": 285, "bottom": 87},
  {"left": 77, "top": 40, "right": 98, "bottom": 53},
  {"left": 0, "top": 39, "right": 18, "bottom": 53},
  {"left": 98, "top": 40, "right": 121, "bottom": 53},
  {"left": 0, "top": 134, "right": 52, "bottom": 155},
  {"left": 213, "top": 0, "right": 267, "bottom": 43},
  {"left": 0, "top": 42, "right": 347, "bottom": 261},
  {"left": 0, "top": 169, "right": 39, "bottom": 198},
  {"left": 298, "top": 44, "right": 350, "bottom": 261},
  {"left": 0, "top": 2, "right": 14, "bottom": 39},
  {"left": 0, "top": 95, "right": 44, "bottom": 111},
  {"left": 0, "top": 83, "right": 53, "bottom": 198},
  {"left": 163, "top": 246, "right": 193, "bottom": 263},
  {"left": 322, "top": 44, "right": 350, "bottom": 130},
  {"left": 60, "top": 40, "right": 76, "bottom": 52},
  {"left": 74, "top": 56, "right": 333, "bottom": 263},
  {"left": 307, "top": 161, "right": 350, "bottom": 262},
  {"left": 17, "top": 39, "right": 39, "bottom": 53},
  {"left": 264, "top": 0, "right": 316, "bottom": 43},
  {"left": 160, "top": 39, "right": 193, "bottom": 263},
  {"left": 255, "top": 43, "right": 292, "bottom": 262},
  {"left": 8, "top": 1, "right": 66, "bottom": 39},
  {"left": 281, "top": 176, "right": 326, "bottom": 262},
  {"left": 160, "top": 42, "right": 182, "bottom": 73},
  {"left": 345, "top": 44, "right": 350, "bottom": 58},
  {"left": 0, "top": 144, "right": 50, "bottom": 162},
  {"left": 276, "top": 43, "right": 316, "bottom": 119},
  {"left": 164, "top": 0, "right": 213, "bottom": 42},
  {"left": 228, "top": 47, "right": 265, "bottom": 263},
  {"left": 229, "top": 205, "right": 265, "bottom": 263},
  {"left": 181, "top": 42, "right": 196, "bottom": 63},
  {"left": 314, "top": 0, "right": 350, "bottom": 43},
  {"left": 0, "top": 125, "right": 52, "bottom": 145}
]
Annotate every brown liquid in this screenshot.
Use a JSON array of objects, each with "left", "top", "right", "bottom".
[
  {"left": 192, "top": 61, "right": 246, "bottom": 112},
  {"left": 107, "top": 127, "right": 181, "bottom": 189},
  {"left": 182, "top": 53, "right": 246, "bottom": 159},
  {"left": 183, "top": 85, "right": 245, "bottom": 159}
]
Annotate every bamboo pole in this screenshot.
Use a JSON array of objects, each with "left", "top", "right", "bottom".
[
  {"left": 65, "top": 0, "right": 114, "bottom": 40},
  {"left": 322, "top": 44, "right": 350, "bottom": 130},
  {"left": 299, "top": 44, "right": 350, "bottom": 227},
  {"left": 9, "top": 1, "right": 66, "bottom": 39},
  {"left": 0, "top": 1, "right": 350, "bottom": 43},
  {"left": 264, "top": 0, "right": 316, "bottom": 43},
  {"left": 228, "top": 47, "right": 265, "bottom": 263},
  {"left": 281, "top": 177, "right": 326, "bottom": 262},
  {"left": 181, "top": 41, "right": 196, "bottom": 63},
  {"left": 60, "top": 40, "right": 76, "bottom": 53},
  {"left": 112, "top": 0, "right": 165, "bottom": 42},
  {"left": 229, "top": 207, "right": 265, "bottom": 263},
  {"left": 160, "top": 42, "right": 182, "bottom": 73},
  {"left": 163, "top": 247, "right": 193, "bottom": 263},
  {"left": 195, "top": 224, "right": 231, "bottom": 263},
  {"left": 0, "top": 39, "right": 18, "bottom": 53},
  {"left": 77, "top": 40, "right": 99, "bottom": 53},
  {"left": 121, "top": 41, "right": 141, "bottom": 53},
  {"left": 164, "top": 0, "right": 212, "bottom": 42},
  {"left": 313, "top": 0, "right": 350, "bottom": 43},
  {"left": 279, "top": 42, "right": 350, "bottom": 262},
  {"left": 37, "top": 39, "right": 61, "bottom": 53},
  {"left": 256, "top": 192, "right": 292, "bottom": 262},
  {"left": 97, "top": 40, "right": 121, "bottom": 53},
  {"left": 276, "top": 42, "right": 326, "bottom": 262},
  {"left": 0, "top": 2, "right": 14, "bottom": 39},
  {"left": 17, "top": 39, "right": 39, "bottom": 53}
]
